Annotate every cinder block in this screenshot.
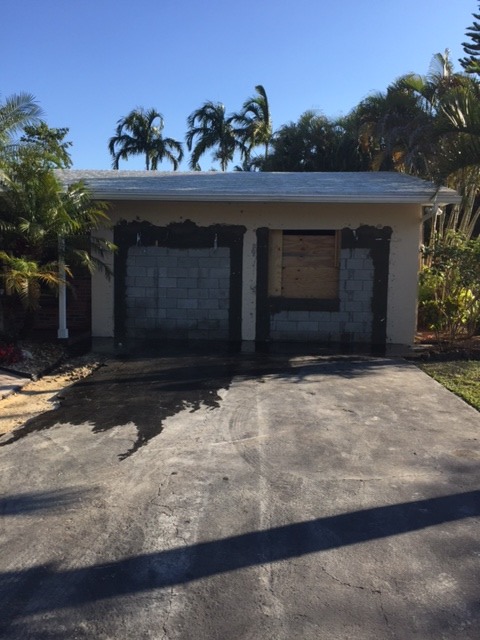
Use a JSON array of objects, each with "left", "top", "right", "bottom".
[
  {"left": 188, "top": 288, "right": 209, "bottom": 300},
  {"left": 177, "top": 256, "right": 200, "bottom": 268},
  {"left": 127, "top": 266, "right": 147, "bottom": 277},
  {"left": 345, "top": 322, "right": 363, "bottom": 333},
  {"left": 167, "top": 288, "right": 189, "bottom": 299},
  {"left": 208, "top": 309, "right": 228, "bottom": 320},
  {"left": 135, "top": 276, "right": 155, "bottom": 287},
  {"left": 271, "top": 320, "right": 297, "bottom": 333},
  {"left": 160, "top": 277, "right": 177, "bottom": 288},
  {"left": 127, "top": 287, "right": 146, "bottom": 298},
  {"left": 209, "top": 268, "right": 229, "bottom": 278},
  {"left": 167, "top": 267, "right": 189, "bottom": 278},
  {"left": 203, "top": 278, "right": 219, "bottom": 290},
  {"left": 352, "top": 290, "right": 371, "bottom": 302},
  {"left": 157, "top": 297, "right": 178, "bottom": 309},
  {"left": 344, "top": 280, "right": 363, "bottom": 292},
  {"left": 176, "top": 278, "right": 198, "bottom": 289},
  {"left": 297, "top": 321, "right": 319, "bottom": 332},
  {"left": 354, "top": 269, "right": 373, "bottom": 281},
  {"left": 218, "top": 298, "right": 229, "bottom": 310},
  {"left": 216, "top": 288, "right": 229, "bottom": 300},
  {"left": 166, "top": 308, "right": 188, "bottom": 319},
  {"left": 198, "top": 299, "right": 219, "bottom": 310},
  {"left": 177, "top": 299, "right": 199, "bottom": 309},
  {"left": 155, "top": 308, "right": 168, "bottom": 319}
]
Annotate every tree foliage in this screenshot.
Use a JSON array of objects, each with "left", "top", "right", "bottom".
[
  {"left": 460, "top": 3, "right": 480, "bottom": 75},
  {"left": 419, "top": 233, "right": 480, "bottom": 341},
  {"left": 186, "top": 101, "right": 238, "bottom": 171},
  {"left": 231, "top": 85, "right": 272, "bottom": 165},
  {"left": 108, "top": 107, "right": 183, "bottom": 170},
  {"left": 0, "top": 107, "right": 114, "bottom": 336}
]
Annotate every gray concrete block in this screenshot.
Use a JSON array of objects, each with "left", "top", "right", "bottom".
[
  {"left": 127, "top": 287, "right": 146, "bottom": 298},
  {"left": 160, "top": 277, "right": 177, "bottom": 288},
  {"left": 344, "top": 280, "right": 363, "bottom": 292},
  {"left": 177, "top": 299, "right": 199, "bottom": 309},
  {"left": 208, "top": 309, "right": 228, "bottom": 320},
  {"left": 167, "top": 288, "right": 189, "bottom": 299},
  {"left": 354, "top": 269, "right": 373, "bottom": 281},
  {"left": 345, "top": 322, "right": 363, "bottom": 333},
  {"left": 146, "top": 308, "right": 167, "bottom": 319},
  {"left": 297, "top": 321, "right": 319, "bottom": 332},
  {"left": 188, "top": 288, "right": 210, "bottom": 300},
  {"left": 167, "top": 267, "right": 189, "bottom": 278},
  {"left": 166, "top": 308, "right": 189, "bottom": 319},
  {"left": 135, "top": 276, "right": 155, "bottom": 287},
  {"left": 271, "top": 320, "right": 297, "bottom": 333},
  {"left": 353, "top": 289, "right": 372, "bottom": 302},
  {"left": 176, "top": 277, "right": 199, "bottom": 289},
  {"left": 209, "top": 268, "right": 229, "bottom": 278},
  {"left": 203, "top": 278, "right": 219, "bottom": 290},
  {"left": 177, "top": 256, "right": 200, "bottom": 268},
  {"left": 157, "top": 297, "right": 178, "bottom": 309},
  {"left": 127, "top": 266, "right": 147, "bottom": 277},
  {"left": 198, "top": 299, "right": 219, "bottom": 310},
  {"left": 218, "top": 298, "right": 229, "bottom": 310}
]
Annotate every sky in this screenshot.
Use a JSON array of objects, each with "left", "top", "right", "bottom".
[{"left": 1, "top": 0, "right": 476, "bottom": 171}]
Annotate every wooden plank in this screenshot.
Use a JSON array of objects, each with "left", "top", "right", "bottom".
[
  {"left": 282, "top": 234, "right": 336, "bottom": 257},
  {"left": 268, "top": 230, "right": 283, "bottom": 296},
  {"left": 282, "top": 253, "right": 336, "bottom": 269},
  {"left": 282, "top": 265, "right": 339, "bottom": 299}
]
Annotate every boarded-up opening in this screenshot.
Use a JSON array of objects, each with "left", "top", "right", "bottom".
[{"left": 269, "top": 230, "right": 340, "bottom": 299}]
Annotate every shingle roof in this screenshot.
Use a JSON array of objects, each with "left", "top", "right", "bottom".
[{"left": 57, "top": 170, "right": 461, "bottom": 205}]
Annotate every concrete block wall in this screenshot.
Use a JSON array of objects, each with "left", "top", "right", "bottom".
[
  {"left": 125, "top": 246, "right": 230, "bottom": 340},
  {"left": 270, "top": 248, "right": 374, "bottom": 342}
]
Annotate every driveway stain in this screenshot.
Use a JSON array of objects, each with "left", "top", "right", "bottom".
[
  {"left": 0, "top": 351, "right": 242, "bottom": 459},
  {"left": 0, "top": 344, "right": 387, "bottom": 459}
]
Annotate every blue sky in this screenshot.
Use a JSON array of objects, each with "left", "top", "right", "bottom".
[{"left": 1, "top": 0, "right": 475, "bottom": 170}]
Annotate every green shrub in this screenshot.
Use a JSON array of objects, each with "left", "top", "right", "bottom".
[{"left": 419, "top": 232, "right": 480, "bottom": 341}]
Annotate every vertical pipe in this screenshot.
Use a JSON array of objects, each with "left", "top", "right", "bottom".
[{"left": 57, "top": 235, "right": 69, "bottom": 339}]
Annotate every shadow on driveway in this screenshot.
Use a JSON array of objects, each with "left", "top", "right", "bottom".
[
  {"left": 1, "top": 489, "right": 478, "bottom": 625},
  {"left": 0, "top": 343, "right": 407, "bottom": 459}
]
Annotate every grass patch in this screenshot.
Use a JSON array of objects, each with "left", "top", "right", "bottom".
[{"left": 420, "top": 360, "right": 480, "bottom": 411}]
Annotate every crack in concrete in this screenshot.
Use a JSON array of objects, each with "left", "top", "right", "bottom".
[
  {"left": 321, "top": 566, "right": 381, "bottom": 594},
  {"left": 161, "top": 586, "right": 175, "bottom": 640}
]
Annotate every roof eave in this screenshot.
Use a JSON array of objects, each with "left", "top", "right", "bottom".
[{"left": 90, "top": 191, "right": 462, "bottom": 205}]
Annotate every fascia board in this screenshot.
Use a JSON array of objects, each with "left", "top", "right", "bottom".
[{"left": 91, "top": 191, "right": 462, "bottom": 205}]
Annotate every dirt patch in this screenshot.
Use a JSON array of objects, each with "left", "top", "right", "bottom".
[
  {"left": 412, "top": 332, "right": 480, "bottom": 361},
  {"left": 0, "top": 353, "right": 105, "bottom": 437}
]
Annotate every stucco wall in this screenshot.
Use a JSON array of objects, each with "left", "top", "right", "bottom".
[{"left": 91, "top": 200, "right": 422, "bottom": 345}]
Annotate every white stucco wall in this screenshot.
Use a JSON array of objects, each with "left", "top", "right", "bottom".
[{"left": 91, "top": 200, "right": 422, "bottom": 345}]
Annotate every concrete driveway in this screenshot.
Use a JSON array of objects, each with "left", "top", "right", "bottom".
[{"left": 0, "top": 346, "right": 479, "bottom": 639}]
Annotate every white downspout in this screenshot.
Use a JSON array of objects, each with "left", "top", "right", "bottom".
[{"left": 57, "top": 235, "right": 69, "bottom": 339}]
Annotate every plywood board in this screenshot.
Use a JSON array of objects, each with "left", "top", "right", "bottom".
[{"left": 268, "top": 230, "right": 283, "bottom": 296}]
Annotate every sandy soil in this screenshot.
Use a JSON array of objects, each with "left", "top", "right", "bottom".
[{"left": 0, "top": 355, "right": 105, "bottom": 437}]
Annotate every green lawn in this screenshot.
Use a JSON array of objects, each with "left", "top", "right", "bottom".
[{"left": 420, "top": 360, "right": 480, "bottom": 411}]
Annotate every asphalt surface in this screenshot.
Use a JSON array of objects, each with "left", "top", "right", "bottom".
[
  {"left": 0, "top": 345, "right": 479, "bottom": 639},
  {"left": 0, "top": 369, "right": 29, "bottom": 399}
]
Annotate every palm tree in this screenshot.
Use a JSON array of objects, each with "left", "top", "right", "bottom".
[
  {"left": 262, "top": 110, "right": 346, "bottom": 171},
  {"left": 232, "top": 85, "right": 272, "bottom": 164},
  {"left": 108, "top": 108, "right": 183, "bottom": 170},
  {"left": 0, "top": 148, "right": 113, "bottom": 335},
  {"left": 186, "top": 102, "right": 237, "bottom": 171},
  {"left": 0, "top": 92, "right": 43, "bottom": 151}
]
